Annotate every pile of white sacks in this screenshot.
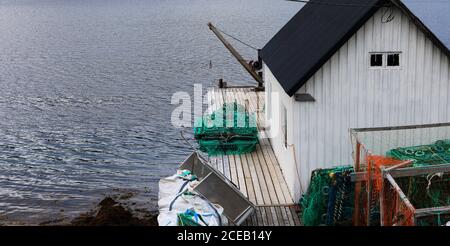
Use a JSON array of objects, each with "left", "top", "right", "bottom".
[{"left": 157, "top": 170, "right": 228, "bottom": 226}]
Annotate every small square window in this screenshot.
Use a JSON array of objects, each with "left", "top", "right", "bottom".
[
  {"left": 387, "top": 53, "right": 400, "bottom": 66},
  {"left": 370, "top": 54, "right": 383, "bottom": 67}
]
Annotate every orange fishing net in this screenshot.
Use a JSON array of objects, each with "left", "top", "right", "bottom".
[
  {"left": 354, "top": 155, "right": 416, "bottom": 226},
  {"left": 366, "top": 155, "right": 403, "bottom": 192},
  {"left": 383, "top": 193, "right": 415, "bottom": 226}
]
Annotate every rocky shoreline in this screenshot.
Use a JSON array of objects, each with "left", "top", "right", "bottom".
[
  {"left": 0, "top": 195, "right": 159, "bottom": 226},
  {"left": 70, "top": 197, "right": 158, "bottom": 226}
]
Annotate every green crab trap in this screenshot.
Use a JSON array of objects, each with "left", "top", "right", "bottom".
[
  {"left": 351, "top": 124, "right": 450, "bottom": 226},
  {"left": 300, "top": 166, "right": 354, "bottom": 226},
  {"left": 387, "top": 139, "right": 450, "bottom": 167},
  {"left": 194, "top": 102, "right": 258, "bottom": 156}
]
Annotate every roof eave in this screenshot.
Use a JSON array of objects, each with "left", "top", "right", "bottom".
[{"left": 286, "top": 1, "right": 385, "bottom": 97}]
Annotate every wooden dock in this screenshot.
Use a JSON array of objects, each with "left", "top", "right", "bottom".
[{"left": 206, "top": 87, "right": 301, "bottom": 226}]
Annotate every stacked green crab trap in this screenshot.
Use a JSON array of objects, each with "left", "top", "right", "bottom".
[
  {"left": 300, "top": 166, "right": 354, "bottom": 226},
  {"left": 386, "top": 139, "right": 450, "bottom": 226},
  {"left": 194, "top": 102, "right": 258, "bottom": 156},
  {"left": 387, "top": 139, "right": 450, "bottom": 167},
  {"left": 300, "top": 132, "right": 450, "bottom": 226}
]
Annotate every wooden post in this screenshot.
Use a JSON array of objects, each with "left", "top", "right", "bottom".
[
  {"left": 366, "top": 158, "right": 373, "bottom": 226},
  {"left": 379, "top": 163, "right": 409, "bottom": 226},
  {"left": 245, "top": 99, "right": 250, "bottom": 115},
  {"left": 353, "top": 142, "right": 361, "bottom": 226},
  {"left": 218, "top": 79, "right": 227, "bottom": 88},
  {"left": 355, "top": 142, "right": 361, "bottom": 171},
  {"left": 379, "top": 168, "right": 387, "bottom": 226}
]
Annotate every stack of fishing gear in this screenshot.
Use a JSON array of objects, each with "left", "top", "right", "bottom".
[
  {"left": 300, "top": 166, "right": 354, "bottom": 226},
  {"left": 387, "top": 139, "right": 450, "bottom": 167},
  {"left": 385, "top": 140, "right": 450, "bottom": 226},
  {"left": 194, "top": 102, "right": 258, "bottom": 156}
]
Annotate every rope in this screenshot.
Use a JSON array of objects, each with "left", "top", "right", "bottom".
[
  {"left": 178, "top": 180, "right": 191, "bottom": 194},
  {"left": 214, "top": 26, "right": 259, "bottom": 51},
  {"left": 289, "top": 144, "right": 305, "bottom": 194},
  {"left": 169, "top": 185, "right": 223, "bottom": 226},
  {"left": 180, "top": 130, "right": 198, "bottom": 152}
]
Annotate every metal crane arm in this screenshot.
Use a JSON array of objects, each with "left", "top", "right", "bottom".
[{"left": 207, "top": 22, "right": 263, "bottom": 87}]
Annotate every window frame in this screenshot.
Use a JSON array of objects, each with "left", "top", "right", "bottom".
[
  {"left": 369, "top": 52, "right": 402, "bottom": 69},
  {"left": 387, "top": 53, "right": 400, "bottom": 67},
  {"left": 370, "top": 53, "right": 383, "bottom": 67}
]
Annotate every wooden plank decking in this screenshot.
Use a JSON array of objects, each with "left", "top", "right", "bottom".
[{"left": 206, "top": 87, "right": 301, "bottom": 226}]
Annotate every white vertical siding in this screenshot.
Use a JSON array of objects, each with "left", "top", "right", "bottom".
[
  {"left": 265, "top": 6, "right": 450, "bottom": 200},
  {"left": 263, "top": 65, "right": 298, "bottom": 198}
]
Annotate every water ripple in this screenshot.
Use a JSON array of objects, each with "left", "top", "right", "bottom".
[{"left": 0, "top": 0, "right": 300, "bottom": 224}]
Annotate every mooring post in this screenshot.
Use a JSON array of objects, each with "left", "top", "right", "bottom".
[{"left": 218, "top": 79, "right": 227, "bottom": 88}]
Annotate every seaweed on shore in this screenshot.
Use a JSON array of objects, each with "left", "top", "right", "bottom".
[{"left": 70, "top": 197, "right": 158, "bottom": 226}]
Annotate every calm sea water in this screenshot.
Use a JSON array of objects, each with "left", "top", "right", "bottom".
[{"left": 0, "top": 0, "right": 300, "bottom": 224}]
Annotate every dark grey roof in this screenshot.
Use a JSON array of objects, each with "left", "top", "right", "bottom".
[{"left": 261, "top": 0, "right": 450, "bottom": 97}]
